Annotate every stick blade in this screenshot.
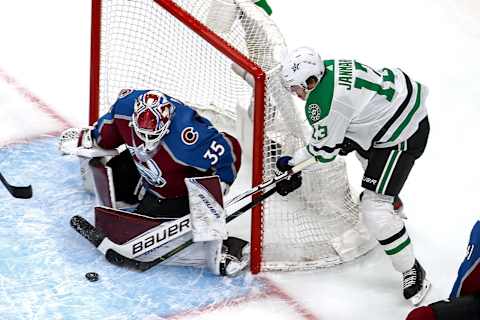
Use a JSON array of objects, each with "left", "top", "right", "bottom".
[
  {"left": 70, "top": 215, "right": 105, "bottom": 247},
  {"left": 8, "top": 185, "right": 33, "bottom": 199},
  {"left": 0, "top": 173, "right": 32, "bottom": 199},
  {"left": 106, "top": 249, "right": 150, "bottom": 271}
]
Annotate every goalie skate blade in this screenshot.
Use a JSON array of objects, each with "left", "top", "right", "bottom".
[{"left": 409, "top": 279, "right": 431, "bottom": 306}]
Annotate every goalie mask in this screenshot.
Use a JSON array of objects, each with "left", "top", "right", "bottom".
[{"left": 131, "top": 91, "right": 175, "bottom": 151}]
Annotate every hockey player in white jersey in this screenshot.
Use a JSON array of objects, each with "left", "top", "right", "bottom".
[{"left": 276, "top": 46, "right": 431, "bottom": 304}]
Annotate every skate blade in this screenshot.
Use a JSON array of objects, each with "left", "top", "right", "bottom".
[{"left": 409, "top": 279, "right": 431, "bottom": 306}]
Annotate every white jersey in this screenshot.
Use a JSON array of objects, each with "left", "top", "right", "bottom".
[{"left": 292, "top": 59, "right": 428, "bottom": 164}]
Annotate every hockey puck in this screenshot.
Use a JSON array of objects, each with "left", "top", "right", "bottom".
[{"left": 85, "top": 272, "right": 99, "bottom": 282}]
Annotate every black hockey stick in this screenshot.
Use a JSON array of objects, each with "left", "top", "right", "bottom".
[
  {"left": 105, "top": 186, "right": 278, "bottom": 271},
  {"left": 0, "top": 172, "right": 32, "bottom": 199},
  {"left": 225, "top": 157, "right": 315, "bottom": 207}
]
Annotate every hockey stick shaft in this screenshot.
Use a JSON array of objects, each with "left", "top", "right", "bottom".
[
  {"left": 225, "top": 156, "right": 315, "bottom": 207},
  {"left": 0, "top": 172, "right": 33, "bottom": 199},
  {"left": 105, "top": 186, "right": 278, "bottom": 271}
]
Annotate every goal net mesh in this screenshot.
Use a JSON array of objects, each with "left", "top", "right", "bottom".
[{"left": 93, "top": 0, "right": 376, "bottom": 272}]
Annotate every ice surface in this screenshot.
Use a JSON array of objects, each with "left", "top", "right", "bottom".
[
  {"left": 0, "top": 139, "right": 266, "bottom": 319},
  {"left": 1, "top": 0, "right": 480, "bottom": 319}
]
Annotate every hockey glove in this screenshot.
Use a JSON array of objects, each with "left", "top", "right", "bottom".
[
  {"left": 276, "top": 173, "right": 302, "bottom": 196},
  {"left": 276, "top": 156, "right": 294, "bottom": 172},
  {"left": 276, "top": 156, "right": 302, "bottom": 196},
  {"left": 59, "top": 127, "right": 93, "bottom": 155}
]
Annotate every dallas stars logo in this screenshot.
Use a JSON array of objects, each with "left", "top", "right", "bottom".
[{"left": 291, "top": 62, "right": 300, "bottom": 72}]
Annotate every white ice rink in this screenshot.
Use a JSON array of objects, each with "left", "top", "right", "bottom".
[{"left": 1, "top": 0, "right": 480, "bottom": 319}]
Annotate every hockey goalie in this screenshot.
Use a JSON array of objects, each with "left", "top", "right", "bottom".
[{"left": 60, "top": 89, "right": 251, "bottom": 277}]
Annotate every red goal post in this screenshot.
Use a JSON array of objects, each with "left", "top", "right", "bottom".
[
  {"left": 89, "top": 0, "right": 376, "bottom": 274},
  {"left": 90, "top": 0, "right": 266, "bottom": 273}
]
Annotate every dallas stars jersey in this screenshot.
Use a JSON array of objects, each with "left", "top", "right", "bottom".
[{"left": 294, "top": 59, "right": 428, "bottom": 164}]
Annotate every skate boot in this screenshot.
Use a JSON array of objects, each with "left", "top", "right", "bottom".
[
  {"left": 403, "top": 259, "right": 431, "bottom": 305},
  {"left": 219, "top": 237, "right": 250, "bottom": 277}
]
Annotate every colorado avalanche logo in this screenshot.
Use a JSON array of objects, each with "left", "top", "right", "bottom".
[
  {"left": 127, "top": 146, "right": 167, "bottom": 187},
  {"left": 181, "top": 127, "right": 199, "bottom": 145},
  {"left": 135, "top": 159, "right": 167, "bottom": 188}
]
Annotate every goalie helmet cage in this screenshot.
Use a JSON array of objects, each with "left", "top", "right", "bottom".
[{"left": 89, "top": 0, "right": 376, "bottom": 274}]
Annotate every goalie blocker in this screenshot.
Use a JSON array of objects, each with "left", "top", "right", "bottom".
[{"left": 86, "top": 155, "right": 249, "bottom": 277}]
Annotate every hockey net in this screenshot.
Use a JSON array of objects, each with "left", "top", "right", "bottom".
[{"left": 90, "top": 0, "right": 376, "bottom": 273}]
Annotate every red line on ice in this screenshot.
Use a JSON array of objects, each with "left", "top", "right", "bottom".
[
  {"left": 0, "top": 67, "right": 73, "bottom": 134},
  {"left": 164, "top": 275, "right": 319, "bottom": 320}
]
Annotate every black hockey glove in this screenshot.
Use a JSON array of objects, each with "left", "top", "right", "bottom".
[
  {"left": 276, "top": 156, "right": 294, "bottom": 172},
  {"left": 275, "top": 156, "right": 302, "bottom": 196},
  {"left": 276, "top": 173, "right": 302, "bottom": 196}
]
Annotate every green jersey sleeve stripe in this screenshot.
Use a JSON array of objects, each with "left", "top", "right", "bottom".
[
  {"left": 388, "top": 82, "right": 422, "bottom": 142},
  {"left": 372, "top": 72, "right": 413, "bottom": 143}
]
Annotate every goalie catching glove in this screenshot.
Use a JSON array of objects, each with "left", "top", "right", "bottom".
[
  {"left": 58, "top": 127, "right": 118, "bottom": 158},
  {"left": 275, "top": 156, "right": 302, "bottom": 196}
]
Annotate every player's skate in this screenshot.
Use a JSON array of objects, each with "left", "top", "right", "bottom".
[
  {"left": 217, "top": 237, "right": 250, "bottom": 277},
  {"left": 403, "top": 259, "right": 431, "bottom": 305}
]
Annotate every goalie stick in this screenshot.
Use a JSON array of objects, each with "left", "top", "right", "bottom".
[
  {"left": 0, "top": 172, "right": 32, "bottom": 199},
  {"left": 225, "top": 156, "right": 315, "bottom": 207},
  {"left": 70, "top": 158, "right": 312, "bottom": 260},
  {"left": 71, "top": 186, "right": 277, "bottom": 271}
]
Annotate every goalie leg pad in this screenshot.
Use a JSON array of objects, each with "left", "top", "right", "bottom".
[{"left": 209, "top": 237, "right": 250, "bottom": 277}]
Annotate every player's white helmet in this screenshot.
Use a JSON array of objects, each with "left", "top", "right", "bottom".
[
  {"left": 281, "top": 46, "right": 325, "bottom": 92},
  {"left": 132, "top": 90, "right": 175, "bottom": 151}
]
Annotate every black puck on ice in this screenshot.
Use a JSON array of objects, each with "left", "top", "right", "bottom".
[{"left": 85, "top": 272, "right": 99, "bottom": 282}]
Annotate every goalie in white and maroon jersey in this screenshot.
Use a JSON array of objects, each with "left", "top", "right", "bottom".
[
  {"left": 60, "top": 89, "right": 249, "bottom": 277},
  {"left": 276, "top": 47, "right": 431, "bottom": 304}
]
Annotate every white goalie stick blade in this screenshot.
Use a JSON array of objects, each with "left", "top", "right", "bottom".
[
  {"left": 70, "top": 212, "right": 191, "bottom": 259},
  {"left": 104, "top": 186, "right": 278, "bottom": 271},
  {"left": 71, "top": 186, "right": 278, "bottom": 271},
  {"left": 409, "top": 279, "right": 431, "bottom": 306}
]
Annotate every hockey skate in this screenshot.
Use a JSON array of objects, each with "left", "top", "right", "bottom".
[
  {"left": 219, "top": 237, "right": 250, "bottom": 277},
  {"left": 403, "top": 259, "right": 431, "bottom": 305}
]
